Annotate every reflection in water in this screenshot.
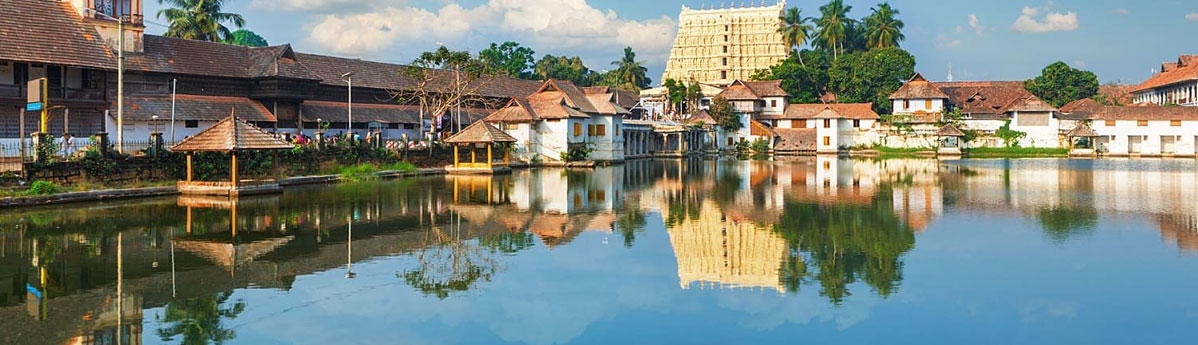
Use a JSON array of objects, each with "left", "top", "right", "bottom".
[
  {"left": 3, "top": 158, "right": 1198, "bottom": 344},
  {"left": 156, "top": 291, "right": 245, "bottom": 345}
]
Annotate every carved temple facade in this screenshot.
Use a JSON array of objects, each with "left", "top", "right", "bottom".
[{"left": 661, "top": 1, "right": 789, "bottom": 86}]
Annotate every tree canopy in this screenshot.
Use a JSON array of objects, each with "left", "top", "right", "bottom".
[
  {"left": 228, "top": 29, "right": 267, "bottom": 47},
  {"left": 864, "top": 3, "right": 904, "bottom": 49},
  {"left": 609, "top": 47, "right": 652, "bottom": 91},
  {"left": 157, "top": 0, "right": 245, "bottom": 43},
  {"left": 479, "top": 41, "right": 537, "bottom": 79},
  {"left": 708, "top": 97, "right": 741, "bottom": 131},
  {"left": 754, "top": 47, "right": 913, "bottom": 113},
  {"left": 777, "top": 7, "right": 815, "bottom": 66},
  {"left": 1024, "top": 61, "right": 1100, "bottom": 108},
  {"left": 534, "top": 55, "right": 602, "bottom": 86}
]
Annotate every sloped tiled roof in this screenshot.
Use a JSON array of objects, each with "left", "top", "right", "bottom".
[
  {"left": 1088, "top": 105, "right": 1198, "bottom": 121},
  {"left": 936, "top": 81, "right": 1032, "bottom": 115},
  {"left": 684, "top": 110, "right": 717, "bottom": 125},
  {"left": 301, "top": 101, "right": 421, "bottom": 123},
  {"left": 1006, "top": 95, "right": 1058, "bottom": 112},
  {"left": 126, "top": 35, "right": 251, "bottom": 78},
  {"left": 1098, "top": 84, "right": 1135, "bottom": 105},
  {"left": 742, "top": 80, "right": 789, "bottom": 97},
  {"left": 533, "top": 80, "right": 599, "bottom": 114},
  {"left": 1134, "top": 54, "right": 1198, "bottom": 92},
  {"left": 246, "top": 45, "right": 322, "bottom": 80},
  {"left": 583, "top": 86, "right": 637, "bottom": 108},
  {"left": 120, "top": 95, "right": 275, "bottom": 122},
  {"left": 171, "top": 111, "right": 294, "bottom": 152},
  {"left": 749, "top": 120, "right": 776, "bottom": 137},
  {"left": 773, "top": 128, "right": 816, "bottom": 151},
  {"left": 716, "top": 81, "right": 761, "bottom": 100},
  {"left": 1064, "top": 124, "right": 1099, "bottom": 137},
  {"left": 935, "top": 124, "right": 965, "bottom": 137},
  {"left": 484, "top": 99, "right": 540, "bottom": 123},
  {"left": 444, "top": 121, "right": 517, "bottom": 143},
  {"left": 0, "top": 0, "right": 114, "bottom": 70},
  {"left": 586, "top": 93, "right": 632, "bottom": 115},
  {"left": 889, "top": 73, "right": 949, "bottom": 99},
  {"left": 776, "top": 103, "right": 879, "bottom": 120}
]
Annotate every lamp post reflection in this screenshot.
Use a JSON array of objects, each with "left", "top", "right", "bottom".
[{"left": 346, "top": 217, "right": 355, "bottom": 279}]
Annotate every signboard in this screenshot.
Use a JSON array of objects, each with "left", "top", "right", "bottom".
[{"left": 26, "top": 78, "right": 45, "bottom": 112}]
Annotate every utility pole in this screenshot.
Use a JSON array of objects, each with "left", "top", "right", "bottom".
[
  {"left": 342, "top": 72, "right": 353, "bottom": 138},
  {"left": 170, "top": 79, "right": 177, "bottom": 142},
  {"left": 117, "top": 16, "right": 125, "bottom": 153}
]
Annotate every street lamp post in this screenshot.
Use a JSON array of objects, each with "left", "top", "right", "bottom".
[
  {"left": 88, "top": 9, "right": 126, "bottom": 153},
  {"left": 342, "top": 72, "right": 353, "bottom": 139}
]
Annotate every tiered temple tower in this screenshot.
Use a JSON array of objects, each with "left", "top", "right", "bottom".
[{"left": 661, "top": 1, "right": 788, "bottom": 86}]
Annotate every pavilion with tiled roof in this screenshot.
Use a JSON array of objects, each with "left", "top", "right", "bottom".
[
  {"left": 171, "top": 109, "right": 294, "bottom": 196},
  {"left": 443, "top": 121, "right": 517, "bottom": 173}
]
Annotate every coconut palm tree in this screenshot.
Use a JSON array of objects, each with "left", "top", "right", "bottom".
[
  {"left": 777, "top": 7, "right": 815, "bottom": 67},
  {"left": 864, "top": 3, "right": 905, "bottom": 49},
  {"left": 610, "top": 47, "right": 650, "bottom": 91},
  {"left": 157, "top": 0, "right": 245, "bottom": 43},
  {"left": 815, "top": 0, "right": 855, "bottom": 59}
]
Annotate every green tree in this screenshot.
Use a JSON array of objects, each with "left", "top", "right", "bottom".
[
  {"left": 825, "top": 47, "right": 915, "bottom": 114},
  {"left": 685, "top": 82, "right": 704, "bottom": 115},
  {"left": 157, "top": 291, "right": 247, "bottom": 345},
  {"left": 773, "top": 187, "right": 916, "bottom": 304},
  {"left": 777, "top": 7, "right": 815, "bottom": 67},
  {"left": 995, "top": 120, "right": 1027, "bottom": 147},
  {"left": 753, "top": 51, "right": 832, "bottom": 104},
  {"left": 157, "top": 0, "right": 245, "bottom": 43},
  {"left": 534, "top": 55, "right": 600, "bottom": 86},
  {"left": 479, "top": 41, "right": 537, "bottom": 79},
  {"left": 1024, "top": 61, "right": 1100, "bottom": 108},
  {"left": 708, "top": 97, "right": 741, "bottom": 131},
  {"left": 609, "top": 47, "right": 651, "bottom": 91},
  {"left": 228, "top": 29, "right": 267, "bottom": 47},
  {"left": 815, "top": 0, "right": 855, "bottom": 59},
  {"left": 863, "top": 3, "right": 904, "bottom": 49},
  {"left": 1036, "top": 205, "right": 1098, "bottom": 243}
]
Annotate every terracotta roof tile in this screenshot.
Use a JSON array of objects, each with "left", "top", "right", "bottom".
[
  {"left": 171, "top": 111, "right": 294, "bottom": 152},
  {"left": 120, "top": 95, "right": 275, "bottom": 122},
  {"left": 301, "top": 101, "right": 421, "bottom": 123},
  {"left": 1005, "top": 95, "right": 1058, "bottom": 112},
  {"left": 889, "top": 73, "right": 949, "bottom": 99},
  {"left": 775, "top": 103, "right": 878, "bottom": 120},
  {"left": 484, "top": 99, "right": 540, "bottom": 123},
  {"left": 444, "top": 121, "right": 517, "bottom": 143},
  {"left": 716, "top": 82, "right": 760, "bottom": 100},
  {"left": 935, "top": 81, "right": 1031, "bottom": 114},
  {"left": 1064, "top": 124, "right": 1099, "bottom": 137},
  {"left": 742, "top": 80, "right": 789, "bottom": 97},
  {"left": 935, "top": 124, "right": 965, "bottom": 137},
  {"left": 1134, "top": 54, "right": 1198, "bottom": 92},
  {"left": 1089, "top": 105, "right": 1198, "bottom": 121},
  {"left": 773, "top": 128, "right": 816, "bottom": 151},
  {"left": 0, "top": 0, "right": 114, "bottom": 70}
]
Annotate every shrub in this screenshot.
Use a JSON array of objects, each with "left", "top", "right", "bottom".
[
  {"left": 749, "top": 138, "right": 771, "bottom": 153},
  {"left": 26, "top": 181, "right": 61, "bottom": 196}
]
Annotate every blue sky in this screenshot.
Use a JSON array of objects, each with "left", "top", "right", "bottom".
[{"left": 141, "top": 0, "right": 1198, "bottom": 86}]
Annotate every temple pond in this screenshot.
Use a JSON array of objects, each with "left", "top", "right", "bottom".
[{"left": 3, "top": 158, "right": 1198, "bottom": 344}]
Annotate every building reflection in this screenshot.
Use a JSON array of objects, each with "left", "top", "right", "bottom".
[{"left": 667, "top": 201, "right": 788, "bottom": 293}]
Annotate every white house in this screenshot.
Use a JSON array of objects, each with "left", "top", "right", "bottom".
[
  {"left": 1086, "top": 105, "right": 1198, "bottom": 157},
  {"left": 713, "top": 79, "right": 788, "bottom": 146},
  {"left": 889, "top": 73, "right": 1064, "bottom": 147},
  {"left": 763, "top": 103, "right": 880, "bottom": 154},
  {"left": 1132, "top": 55, "right": 1198, "bottom": 106},
  {"left": 483, "top": 79, "right": 627, "bottom": 163}
]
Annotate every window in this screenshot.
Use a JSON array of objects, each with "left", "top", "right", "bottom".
[
  {"left": 596, "top": 124, "right": 606, "bottom": 137},
  {"left": 797, "top": 119, "right": 807, "bottom": 128},
  {"left": 724, "top": 35, "right": 728, "bottom": 42},
  {"left": 1171, "top": 120, "right": 1182, "bottom": 127},
  {"left": 1138, "top": 120, "right": 1148, "bottom": 127},
  {"left": 925, "top": 99, "right": 932, "bottom": 109},
  {"left": 823, "top": 136, "right": 831, "bottom": 146},
  {"left": 1105, "top": 120, "right": 1116, "bottom": 126},
  {"left": 615, "top": 124, "right": 620, "bottom": 135},
  {"left": 823, "top": 119, "right": 831, "bottom": 128},
  {"left": 902, "top": 100, "right": 910, "bottom": 109},
  {"left": 770, "top": 100, "right": 777, "bottom": 107},
  {"left": 387, "top": 123, "right": 400, "bottom": 129},
  {"left": 720, "top": 71, "right": 727, "bottom": 79},
  {"left": 185, "top": 120, "right": 199, "bottom": 128},
  {"left": 723, "top": 46, "right": 728, "bottom": 53},
  {"left": 404, "top": 123, "right": 416, "bottom": 129},
  {"left": 853, "top": 119, "right": 860, "bottom": 128},
  {"left": 573, "top": 123, "right": 582, "bottom": 137},
  {"left": 587, "top": 124, "right": 595, "bottom": 136},
  {"left": 725, "top": 25, "right": 729, "bottom": 31},
  {"left": 722, "top": 57, "right": 727, "bottom": 66}
]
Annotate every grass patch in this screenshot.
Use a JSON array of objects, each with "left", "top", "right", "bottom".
[
  {"left": 873, "top": 146, "right": 934, "bottom": 154},
  {"left": 331, "top": 161, "right": 419, "bottom": 181},
  {"left": 0, "top": 180, "right": 175, "bottom": 198},
  {"left": 965, "top": 147, "right": 1068, "bottom": 157},
  {"left": 382, "top": 162, "right": 417, "bottom": 172}
]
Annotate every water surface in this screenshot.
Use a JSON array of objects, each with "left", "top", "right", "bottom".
[{"left": 3, "top": 158, "right": 1198, "bottom": 345}]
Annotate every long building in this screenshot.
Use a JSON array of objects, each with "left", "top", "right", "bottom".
[
  {"left": 0, "top": 0, "right": 540, "bottom": 144},
  {"left": 660, "top": 1, "right": 788, "bottom": 85}
]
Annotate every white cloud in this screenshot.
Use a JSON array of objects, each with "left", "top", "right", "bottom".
[
  {"left": 250, "top": 0, "right": 383, "bottom": 12},
  {"left": 936, "top": 32, "right": 961, "bottom": 49},
  {"left": 968, "top": 14, "right": 984, "bottom": 37},
  {"left": 1186, "top": 13, "right": 1198, "bottom": 21},
  {"left": 1113, "top": 8, "right": 1129, "bottom": 16},
  {"left": 1011, "top": 5, "right": 1079, "bottom": 33},
  {"left": 305, "top": 0, "right": 677, "bottom": 69}
]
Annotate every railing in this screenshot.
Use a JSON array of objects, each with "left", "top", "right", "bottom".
[
  {"left": 0, "top": 137, "right": 181, "bottom": 173},
  {"left": 0, "top": 84, "right": 106, "bottom": 102}
]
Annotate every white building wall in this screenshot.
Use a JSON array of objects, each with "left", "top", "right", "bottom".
[
  {"left": 538, "top": 119, "right": 571, "bottom": 161},
  {"left": 587, "top": 114, "right": 624, "bottom": 162},
  {"left": 892, "top": 98, "right": 945, "bottom": 114},
  {"left": 1093, "top": 120, "right": 1198, "bottom": 156},
  {"left": 1009, "top": 111, "right": 1062, "bottom": 148},
  {"left": 761, "top": 97, "right": 786, "bottom": 116}
]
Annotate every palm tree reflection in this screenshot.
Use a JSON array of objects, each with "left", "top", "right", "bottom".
[{"left": 156, "top": 291, "right": 246, "bottom": 345}]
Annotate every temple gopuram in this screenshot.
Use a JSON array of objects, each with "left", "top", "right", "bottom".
[{"left": 661, "top": 1, "right": 789, "bottom": 86}]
